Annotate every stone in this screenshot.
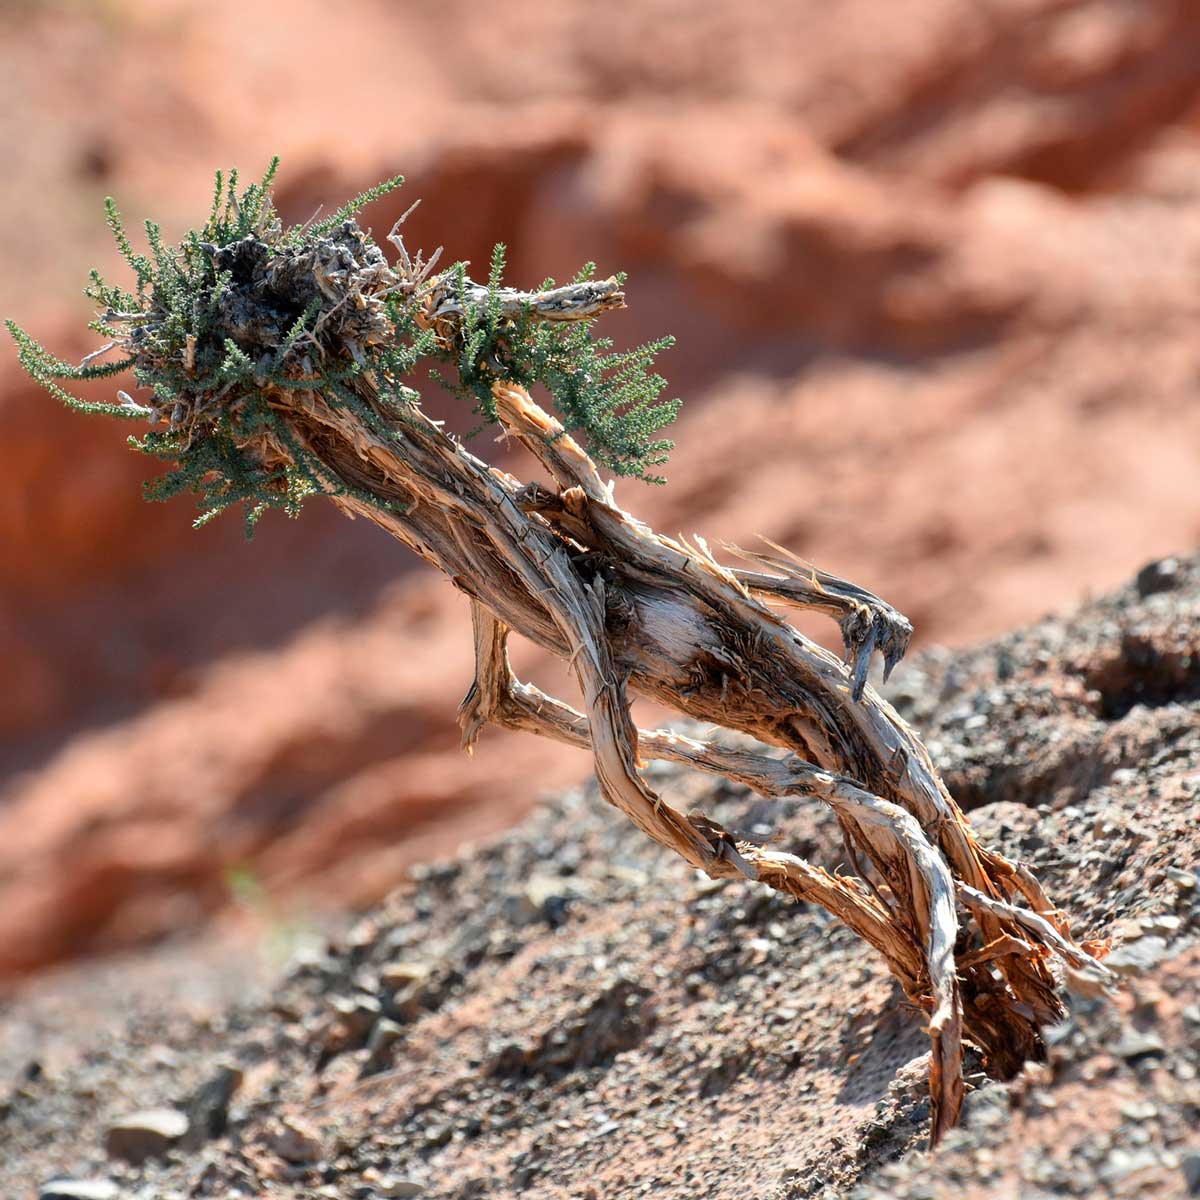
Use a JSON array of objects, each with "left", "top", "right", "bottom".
[
  {"left": 1111, "top": 1029, "right": 1166, "bottom": 1061},
  {"left": 1166, "top": 867, "right": 1197, "bottom": 892},
  {"left": 38, "top": 1182, "right": 119, "bottom": 1200},
  {"left": 330, "top": 993, "right": 383, "bottom": 1038},
  {"left": 104, "top": 1107, "right": 189, "bottom": 1164},
  {"left": 962, "top": 1085, "right": 1008, "bottom": 1130},
  {"left": 360, "top": 1019, "right": 404, "bottom": 1077},
  {"left": 1119, "top": 1100, "right": 1158, "bottom": 1121},
  {"left": 319, "top": 993, "right": 385, "bottom": 1056},
  {"left": 372, "top": 1177, "right": 424, "bottom": 1198},
  {"left": 508, "top": 875, "right": 576, "bottom": 926},
  {"left": 1044, "top": 1018, "right": 1077, "bottom": 1047},
  {"left": 1181, "top": 1152, "right": 1200, "bottom": 1196},
  {"left": 1099, "top": 1148, "right": 1159, "bottom": 1186},
  {"left": 1142, "top": 913, "right": 1182, "bottom": 935},
  {"left": 182, "top": 1063, "right": 243, "bottom": 1148},
  {"left": 1136, "top": 556, "right": 1181, "bottom": 597},
  {"left": 269, "top": 1115, "right": 325, "bottom": 1163},
  {"left": 379, "top": 961, "right": 431, "bottom": 990},
  {"left": 1105, "top": 937, "right": 1169, "bottom": 977}
]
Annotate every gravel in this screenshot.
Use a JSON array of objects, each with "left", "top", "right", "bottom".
[{"left": 5, "top": 555, "right": 1200, "bottom": 1198}]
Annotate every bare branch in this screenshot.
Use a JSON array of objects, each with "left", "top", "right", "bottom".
[
  {"left": 424, "top": 277, "right": 626, "bottom": 345},
  {"left": 727, "top": 540, "right": 914, "bottom": 699}
]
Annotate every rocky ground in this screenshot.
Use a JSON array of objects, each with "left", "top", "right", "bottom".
[
  {"left": 3, "top": 556, "right": 1198, "bottom": 1199},
  {"left": 6, "top": 0, "right": 1200, "bottom": 976}
]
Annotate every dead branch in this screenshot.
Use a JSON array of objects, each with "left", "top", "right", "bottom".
[{"left": 271, "top": 358, "right": 1107, "bottom": 1141}]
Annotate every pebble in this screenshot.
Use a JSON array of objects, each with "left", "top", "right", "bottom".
[
  {"left": 331, "top": 993, "right": 383, "bottom": 1038},
  {"left": 1136, "top": 556, "right": 1180, "bottom": 597},
  {"left": 371, "top": 1176, "right": 424, "bottom": 1198},
  {"left": 962, "top": 1086, "right": 1008, "bottom": 1130},
  {"left": 1182, "top": 1152, "right": 1200, "bottom": 1196},
  {"left": 1044, "top": 1018, "right": 1077, "bottom": 1047},
  {"left": 105, "top": 1107, "right": 189, "bottom": 1164},
  {"left": 1100, "top": 1148, "right": 1159, "bottom": 1186},
  {"left": 1111, "top": 1029, "right": 1166, "bottom": 1061},
  {"left": 183, "top": 1063, "right": 243, "bottom": 1147},
  {"left": 1141, "top": 913, "right": 1182, "bottom": 935},
  {"left": 1120, "top": 1100, "right": 1158, "bottom": 1121},
  {"left": 509, "top": 876, "right": 575, "bottom": 925},
  {"left": 269, "top": 1115, "right": 325, "bottom": 1163},
  {"left": 38, "top": 1182, "right": 119, "bottom": 1200},
  {"left": 379, "top": 961, "right": 431, "bottom": 990},
  {"left": 1104, "top": 937, "right": 1169, "bottom": 977},
  {"left": 1166, "top": 867, "right": 1197, "bottom": 892},
  {"left": 361, "top": 1019, "right": 404, "bottom": 1076}
]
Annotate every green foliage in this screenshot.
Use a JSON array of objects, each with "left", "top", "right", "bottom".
[
  {"left": 437, "top": 249, "right": 678, "bottom": 481},
  {"left": 6, "top": 320, "right": 141, "bottom": 416},
  {"left": 7, "top": 162, "right": 681, "bottom": 537},
  {"left": 304, "top": 173, "right": 406, "bottom": 239}
]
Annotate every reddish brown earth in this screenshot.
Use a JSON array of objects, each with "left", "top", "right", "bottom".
[
  {"left": 2, "top": 558, "right": 1198, "bottom": 1198},
  {"left": 4, "top": 0, "right": 1200, "bottom": 975}
]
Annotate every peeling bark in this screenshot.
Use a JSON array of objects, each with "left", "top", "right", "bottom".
[{"left": 236, "top": 323, "right": 1114, "bottom": 1144}]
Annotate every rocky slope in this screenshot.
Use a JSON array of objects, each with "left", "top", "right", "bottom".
[
  {"left": 5, "top": 0, "right": 1200, "bottom": 975},
  {"left": 2, "top": 557, "right": 1198, "bottom": 1199}
]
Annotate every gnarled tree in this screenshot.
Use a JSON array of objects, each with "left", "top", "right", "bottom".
[{"left": 9, "top": 164, "right": 1111, "bottom": 1143}]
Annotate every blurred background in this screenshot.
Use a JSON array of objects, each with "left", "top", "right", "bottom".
[{"left": 3, "top": 0, "right": 1200, "bottom": 981}]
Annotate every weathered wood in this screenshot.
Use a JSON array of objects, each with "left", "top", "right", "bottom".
[
  {"left": 80, "top": 221, "right": 1109, "bottom": 1143},
  {"left": 239, "top": 346, "right": 1113, "bottom": 1144}
]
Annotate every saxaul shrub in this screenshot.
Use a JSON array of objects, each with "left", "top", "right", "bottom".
[{"left": 9, "top": 163, "right": 1112, "bottom": 1143}]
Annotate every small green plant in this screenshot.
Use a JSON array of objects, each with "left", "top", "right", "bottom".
[
  {"left": 224, "top": 861, "right": 316, "bottom": 967},
  {"left": 8, "top": 160, "right": 678, "bottom": 538}
]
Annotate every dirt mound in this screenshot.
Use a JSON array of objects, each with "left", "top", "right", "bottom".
[
  {"left": 5, "top": 0, "right": 1200, "bottom": 977},
  {"left": 2, "top": 556, "right": 1198, "bottom": 1198}
]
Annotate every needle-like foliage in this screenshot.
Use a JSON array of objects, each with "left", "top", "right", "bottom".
[
  {"left": 443, "top": 246, "right": 679, "bottom": 482},
  {"left": 7, "top": 161, "right": 680, "bottom": 535}
]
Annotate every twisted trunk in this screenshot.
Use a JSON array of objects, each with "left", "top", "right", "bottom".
[
  {"left": 17, "top": 181, "right": 1113, "bottom": 1145},
  {"left": 250, "top": 360, "right": 1109, "bottom": 1143}
]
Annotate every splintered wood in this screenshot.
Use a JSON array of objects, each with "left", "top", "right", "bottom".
[{"left": 247, "top": 277, "right": 1108, "bottom": 1145}]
